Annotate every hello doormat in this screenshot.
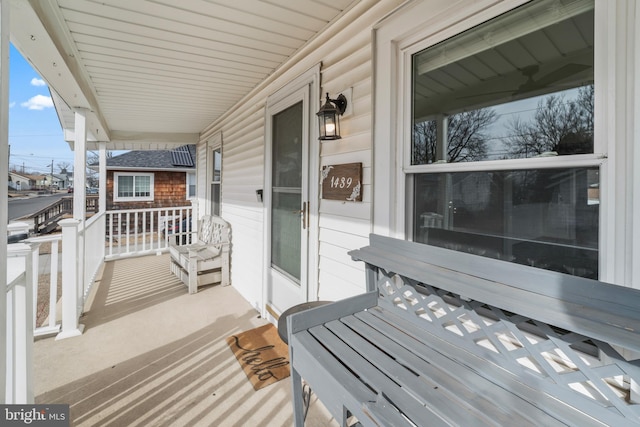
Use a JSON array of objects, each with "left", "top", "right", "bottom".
[{"left": 226, "top": 323, "right": 290, "bottom": 390}]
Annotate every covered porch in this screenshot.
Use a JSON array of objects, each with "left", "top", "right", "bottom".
[{"left": 34, "top": 253, "right": 334, "bottom": 426}]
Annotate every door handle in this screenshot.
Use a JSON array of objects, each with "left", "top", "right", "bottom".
[{"left": 292, "top": 202, "right": 307, "bottom": 229}]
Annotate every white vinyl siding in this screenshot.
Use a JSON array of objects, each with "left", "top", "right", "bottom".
[
  {"left": 316, "top": 36, "right": 375, "bottom": 300},
  {"left": 197, "top": 0, "right": 412, "bottom": 307},
  {"left": 209, "top": 102, "right": 266, "bottom": 307}
]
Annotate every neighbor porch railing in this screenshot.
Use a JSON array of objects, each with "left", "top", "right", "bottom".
[{"left": 32, "top": 195, "right": 99, "bottom": 234}]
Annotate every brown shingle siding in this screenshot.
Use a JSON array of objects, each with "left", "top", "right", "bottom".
[{"left": 107, "top": 170, "right": 190, "bottom": 211}]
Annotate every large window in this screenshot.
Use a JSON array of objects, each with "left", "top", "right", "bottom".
[
  {"left": 409, "top": 0, "right": 598, "bottom": 278},
  {"left": 114, "top": 172, "right": 154, "bottom": 202}
]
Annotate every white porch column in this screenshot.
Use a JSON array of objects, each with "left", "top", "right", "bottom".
[
  {"left": 73, "top": 110, "right": 87, "bottom": 314},
  {"left": 0, "top": 0, "right": 10, "bottom": 404},
  {"left": 57, "top": 219, "right": 85, "bottom": 340},
  {"left": 73, "top": 109, "right": 88, "bottom": 221},
  {"left": 99, "top": 141, "right": 107, "bottom": 213}
]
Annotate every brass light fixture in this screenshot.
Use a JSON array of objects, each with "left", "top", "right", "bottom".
[{"left": 317, "top": 93, "right": 347, "bottom": 140}]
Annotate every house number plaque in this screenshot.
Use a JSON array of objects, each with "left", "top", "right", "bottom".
[{"left": 321, "top": 162, "right": 362, "bottom": 202}]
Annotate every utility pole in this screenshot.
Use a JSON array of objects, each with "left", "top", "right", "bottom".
[{"left": 47, "top": 160, "right": 54, "bottom": 193}]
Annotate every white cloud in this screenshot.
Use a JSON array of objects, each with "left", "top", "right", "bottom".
[
  {"left": 21, "top": 94, "right": 53, "bottom": 110},
  {"left": 31, "top": 77, "right": 46, "bottom": 87}
]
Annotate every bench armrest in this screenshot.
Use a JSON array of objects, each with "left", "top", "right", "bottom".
[{"left": 287, "top": 291, "right": 377, "bottom": 338}]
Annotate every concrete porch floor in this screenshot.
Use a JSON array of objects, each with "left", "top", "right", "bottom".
[{"left": 33, "top": 253, "right": 336, "bottom": 426}]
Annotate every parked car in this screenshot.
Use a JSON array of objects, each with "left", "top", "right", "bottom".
[
  {"left": 166, "top": 216, "right": 193, "bottom": 245},
  {"left": 67, "top": 187, "right": 74, "bottom": 193},
  {"left": 87, "top": 187, "right": 98, "bottom": 194}
]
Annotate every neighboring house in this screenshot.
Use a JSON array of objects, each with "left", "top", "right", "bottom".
[
  {"left": 102, "top": 145, "right": 196, "bottom": 211},
  {"left": 8, "top": 172, "right": 33, "bottom": 191},
  {"left": 44, "top": 173, "right": 70, "bottom": 190},
  {"left": 5, "top": 0, "right": 640, "bottom": 327}
]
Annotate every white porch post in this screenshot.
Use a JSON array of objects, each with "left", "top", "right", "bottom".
[
  {"left": 57, "top": 219, "right": 85, "bottom": 340},
  {"left": 0, "top": 0, "right": 10, "bottom": 403},
  {"left": 73, "top": 109, "right": 87, "bottom": 314},
  {"left": 6, "top": 244, "right": 34, "bottom": 404},
  {"left": 73, "top": 109, "right": 88, "bottom": 221},
  {"left": 99, "top": 141, "right": 106, "bottom": 213}
]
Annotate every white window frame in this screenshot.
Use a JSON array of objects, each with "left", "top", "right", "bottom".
[
  {"left": 374, "top": 0, "right": 619, "bottom": 280},
  {"left": 186, "top": 171, "right": 196, "bottom": 199},
  {"left": 114, "top": 172, "right": 154, "bottom": 202},
  {"left": 206, "top": 135, "right": 222, "bottom": 217}
]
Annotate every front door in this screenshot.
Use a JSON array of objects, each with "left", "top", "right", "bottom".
[{"left": 265, "top": 87, "right": 311, "bottom": 315}]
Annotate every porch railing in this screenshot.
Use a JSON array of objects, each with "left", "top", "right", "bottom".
[
  {"left": 105, "top": 205, "right": 194, "bottom": 260},
  {"left": 22, "top": 234, "right": 63, "bottom": 338},
  {"left": 32, "top": 195, "right": 99, "bottom": 234},
  {"left": 5, "top": 204, "right": 194, "bottom": 403},
  {"left": 83, "top": 212, "right": 106, "bottom": 298},
  {"left": 6, "top": 243, "right": 36, "bottom": 404}
]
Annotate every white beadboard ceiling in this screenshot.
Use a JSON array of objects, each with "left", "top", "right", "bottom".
[{"left": 9, "top": 0, "right": 359, "bottom": 149}]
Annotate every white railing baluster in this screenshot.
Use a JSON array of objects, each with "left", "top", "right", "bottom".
[
  {"left": 125, "top": 212, "right": 131, "bottom": 253},
  {"left": 134, "top": 211, "right": 139, "bottom": 252},
  {"left": 108, "top": 212, "right": 114, "bottom": 256},
  {"left": 49, "top": 239, "right": 59, "bottom": 331},
  {"left": 31, "top": 244, "right": 39, "bottom": 332},
  {"left": 142, "top": 211, "right": 147, "bottom": 252}
]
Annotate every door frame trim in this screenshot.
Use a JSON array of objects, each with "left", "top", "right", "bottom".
[{"left": 261, "top": 64, "right": 321, "bottom": 319}]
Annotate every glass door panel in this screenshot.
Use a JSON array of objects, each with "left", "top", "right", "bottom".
[{"left": 271, "top": 101, "right": 303, "bottom": 283}]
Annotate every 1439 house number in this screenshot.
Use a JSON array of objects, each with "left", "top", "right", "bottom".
[{"left": 321, "top": 162, "right": 362, "bottom": 202}]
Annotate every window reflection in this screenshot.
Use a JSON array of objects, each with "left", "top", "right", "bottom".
[
  {"left": 413, "top": 168, "right": 599, "bottom": 278},
  {"left": 411, "top": 0, "right": 595, "bottom": 165}
]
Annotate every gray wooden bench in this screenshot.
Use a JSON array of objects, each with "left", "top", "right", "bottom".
[{"left": 287, "top": 234, "right": 640, "bottom": 426}]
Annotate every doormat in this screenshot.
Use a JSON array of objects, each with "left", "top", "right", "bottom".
[{"left": 226, "top": 323, "right": 290, "bottom": 391}]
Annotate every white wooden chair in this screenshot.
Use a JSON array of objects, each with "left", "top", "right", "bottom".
[{"left": 169, "top": 215, "right": 230, "bottom": 294}]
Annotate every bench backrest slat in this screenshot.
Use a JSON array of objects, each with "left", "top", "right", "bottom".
[
  {"left": 198, "top": 215, "right": 230, "bottom": 246},
  {"left": 350, "top": 234, "right": 640, "bottom": 353}
]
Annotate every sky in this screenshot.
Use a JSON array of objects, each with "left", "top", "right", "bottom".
[{"left": 8, "top": 43, "right": 75, "bottom": 176}]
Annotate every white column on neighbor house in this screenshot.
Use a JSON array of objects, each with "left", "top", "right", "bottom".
[
  {"left": 99, "top": 141, "right": 107, "bottom": 213},
  {"left": 0, "top": 0, "right": 10, "bottom": 404}
]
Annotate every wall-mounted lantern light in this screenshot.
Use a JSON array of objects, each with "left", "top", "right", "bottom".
[{"left": 317, "top": 93, "right": 347, "bottom": 141}]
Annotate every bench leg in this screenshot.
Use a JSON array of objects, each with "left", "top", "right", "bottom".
[
  {"left": 291, "top": 367, "right": 305, "bottom": 427},
  {"left": 188, "top": 252, "right": 198, "bottom": 294},
  {"left": 221, "top": 250, "right": 230, "bottom": 286}
]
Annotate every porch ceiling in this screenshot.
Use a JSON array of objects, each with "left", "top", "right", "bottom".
[{"left": 9, "top": 0, "right": 358, "bottom": 150}]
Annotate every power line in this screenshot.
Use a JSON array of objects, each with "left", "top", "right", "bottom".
[{"left": 9, "top": 133, "right": 63, "bottom": 137}]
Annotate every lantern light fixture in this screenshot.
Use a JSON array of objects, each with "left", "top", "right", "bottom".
[{"left": 317, "top": 92, "right": 347, "bottom": 141}]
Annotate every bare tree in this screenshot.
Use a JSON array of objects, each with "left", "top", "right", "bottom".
[
  {"left": 86, "top": 151, "right": 102, "bottom": 188},
  {"left": 413, "top": 108, "right": 496, "bottom": 164},
  {"left": 412, "top": 120, "right": 437, "bottom": 164},
  {"left": 506, "top": 85, "right": 594, "bottom": 158},
  {"left": 57, "top": 161, "right": 72, "bottom": 174}
]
